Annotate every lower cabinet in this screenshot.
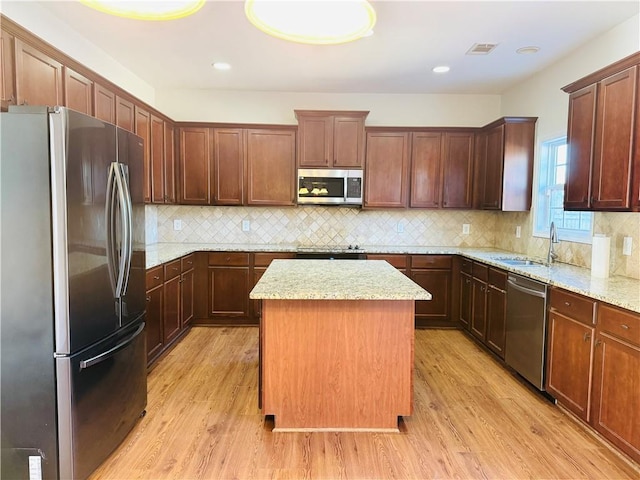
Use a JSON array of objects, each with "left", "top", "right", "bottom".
[
  {"left": 470, "top": 263, "right": 488, "bottom": 341},
  {"left": 252, "top": 252, "right": 296, "bottom": 321},
  {"left": 163, "top": 259, "right": 182, "bottom": 344},
  {"left": 485, "top": 267, "right": 507, "bottom": 357},
  {"left": 207, "top": 252, "right": 251, "bottom": 324},
  {"left": 459, "top": 259, "right": 472, "bottom": 330},
  {"left": 409, "top": 255, "right": 453, "bottom": 328},
  {"left": 145, "top": 266, "right": 164, "bottom": 364},
  {"left": 180, "top": 254, "right": 195, "bottom": 327}
]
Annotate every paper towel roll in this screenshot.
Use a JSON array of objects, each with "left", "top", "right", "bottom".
[{"left": 591, "top": 234, "right": 610, "bottom": 278}]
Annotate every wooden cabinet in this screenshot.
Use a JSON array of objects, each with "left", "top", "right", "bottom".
[
  {"left": 164, "top": 122, "right": 176, "bottom": 203},
  {"left": 163, "top": 259, "right": 182, "bottom": 345},
  {"left": 14, "top": 38, "right": 63, "bottom": 107},
  {"left": 246, "top": 128, "right": 296, "bottom": 206},
  {"left": 476, "top": 117, "right": 537, "bottom": 211},
  {"left": 93, "top": 83, "right": 115, "bottom": 124},
  {"left": 145, "top": 266, "right": 164, "bottom": 365},
  {"left": 546, "top": 288, "right": 597, "bottom": 422},
  {"left": 115, "top": 95, "right": 134, "bottom": 132},
  {"left": 135, "top": 106, "right": 151, "bottom": 203},
  {"left": 295, "top": 110, "right": 368, "bottom": 168},
  {"left": 207, "top": 253, "right": 251, "bottom": 324},
  {"left": 485, "top": 267, "right": 507, "bottom": 358},
  {"left": 178, "top": 127, "right": 212, "bottom": 204},
  {"left": 562, "top": 53, "right": 640, "bottom": 211},
  {"left": 410, "top": 132, "right": 442, "bottom": 208},
  {"left": 63, "top": 66, "right": 92, "bottom": 115},
  {"left": 410, "top": 255, "right": 453, "bottom": 328},
  {"left": 364, "top": 131, "right": 410, "bottom": 208},
  {"left": 213, "top": 128, "right": 245, "bottom": 205},
  {"left": 459, "top": 258, "right": 472, "bottom": 330},
  {"left": 591, "top": 304, "right": 640, "bottom": 462},
  {"left": 180, "top": 254, "right": 195, "bottom": 328},
  {"left": 367, "top": 254, "right": 408, "bottom": 275},
  {"left": 252, "top": 252, "right": 296, "bottom": 322},
  {"left": 441, "top": 132, "right": 475, "bottom": 209},
  {"left": 150, "top": 114, "right": 166, "bottom": 204},
  {"left": 1, "top": 29, "right": 16, "bottom": 110}
]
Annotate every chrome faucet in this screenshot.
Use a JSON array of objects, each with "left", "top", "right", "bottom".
[{"left": 547, "top": 221, "right": 559, "bottom": 264}]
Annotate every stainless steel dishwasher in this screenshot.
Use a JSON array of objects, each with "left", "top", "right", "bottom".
[{"left": 505, "top": 273, "right": 548, "bottom": 390}]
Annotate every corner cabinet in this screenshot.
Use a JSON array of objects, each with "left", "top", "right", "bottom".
[
  {"left": 562, "top": 52, "right": 640, "bottom": 211},
  {"left": 295, "top": 110, "right": 368, "bottom": 168}
]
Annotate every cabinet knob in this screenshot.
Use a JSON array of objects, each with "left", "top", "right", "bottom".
[
  {"left": 620, "top": 324, "right": 630, "bottom": 330},
  {"left": 583, "top": 332, "right": 591, "bottom": 342},
  {"left": 153, "top": 275, "right": 160, "bottom": 280},
  {"left": 564, "top": 301, "right": 571, "bottom": 306},
  {"left": 466, "top": 278, "right": 470, "bottom": 284},
  {"left": 173, "top": 267, "right": 179, "bottom": 271},
  {"left": 146, "top": 296, "right": 151, "bottom": 302},
  {"left": 595, "top": 339, "right": 602, "bottom": 347}
]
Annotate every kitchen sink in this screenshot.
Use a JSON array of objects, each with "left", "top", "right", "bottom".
[{"left": 497, "top": 258, "right": 547, "bottom": 267}]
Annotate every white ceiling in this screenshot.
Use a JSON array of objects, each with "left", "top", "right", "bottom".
[{"left": 36, "top": 0, "right": 640, "bottom": 95}]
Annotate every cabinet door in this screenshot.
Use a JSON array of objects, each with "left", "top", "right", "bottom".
[
  {"left": 246, "top": 129, "right": 296, "bottom": 206},
  {"left": 546, "top": 311, "right": 594, "bottom": 421},
  {"left": 298, "top": 115, "right": 332, "bottom": 167},
  {"left": 252, "top": 267, "right": 267, "bottom": 321},
  {"left": 150, "top": 114, "right": 165, "bottom": 204},
  {"left": 410, "top": 132, "right": 442, "bottom": 208},
  {"left": 459, "top": 272, "right": 472, "bottom": 330},
  {"left": 442, "top": 132, "right": 474, "bottom": 208},
  {"left": 1, "top": 29, "right": 16, "bottom": 109},
  {"left": 481, "top": 125, "right": 504, "bottom": 209},
  {"left": 470, "top": 278, "right": 487, "bottom": 341},
  {"left": 208, "top": 267, "right": 250, "bottom": 319},
  {"left": 15, "top": 39, "right": 63, "bottom": 107},
  {"left": 93, "top": 83, "right": 115, "bottom": 124},
  {"left": 364, "top": 131, "right": 410, "bottom": 208},
  {"left": 591, "top": 67, "right": 637, "bottom": 209},
  {"left": 178, "top": 127, "right": 211, "bottom": 205},
  {"left": 145, "top": 285, "right": 164, "bottom": 365},
  {"left": 163, "top": 275, "right": 181, "bottom": 344},
  {"left": 164, "top": 122, "right": 176, "bottom": 203},
  {"left": 213, "top": 128, "right": 244, "bottom": 205},
  {"left": 333, "top": 115, "right": 365, "bottom": 168},
  {"left": 486, "top": 283, "right": 506, "bottom": 358},
  {"left": 565, "top": 84, "right": 597, "bottom": 210},
  {"left": 63, "top": 67, "right": 93, "bottom": 115},
  {"left": 411, "top": 269, "right": 451, "bottom": 327},
  {"left": 180, "top": 269, "right": 194, "bottom": 328},
  {"left": 115, "top": 95, "right": 134, "bottom": 132},
  {"left": 135, "top": 107, "right": 152, "bottom": 203}
]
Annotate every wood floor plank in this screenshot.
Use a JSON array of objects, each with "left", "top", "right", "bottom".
[{"left": 90, "top": 327, "right": 640, "bottom": 480}]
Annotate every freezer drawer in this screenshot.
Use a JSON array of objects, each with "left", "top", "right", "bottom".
[{"left": 56, "top": 321, "right": 147, "bottom": 480}]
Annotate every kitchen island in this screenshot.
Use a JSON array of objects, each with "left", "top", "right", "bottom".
[{"left": 250, "top": 259, "right": 431, "bottom": 431}]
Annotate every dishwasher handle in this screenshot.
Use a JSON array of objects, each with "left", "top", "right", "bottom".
[{"left": 507, "top": 278, "right": 546, "bottom": 298}]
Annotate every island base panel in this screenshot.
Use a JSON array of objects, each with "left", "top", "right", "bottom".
[{"left": 262, "top": 299, "right": 414, "bottom": 430}]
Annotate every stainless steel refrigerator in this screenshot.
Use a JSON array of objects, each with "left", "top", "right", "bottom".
[{"left": 1, "top": 106, "right": 147, "bottom": 480}]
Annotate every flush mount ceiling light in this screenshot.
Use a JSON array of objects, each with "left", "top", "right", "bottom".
[
  {"left": 212, "top": 62, "right": 231, "bottom": 71},
  {"left": 244, "top": 0, "right": 376, "bottom": 45},
  {"left": 79, "top": 0, "right": 205, "bottom": 21},
  {"left": 432, "top": 65, "right": 450, "bottom": 73},
  {"left": 517, "top": 46, "right": 541, "bottom": 55}
]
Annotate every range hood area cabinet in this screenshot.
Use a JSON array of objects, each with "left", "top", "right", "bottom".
[
  {"left": 295, "top": 110, "right": 369, "bottom": 169},
  {"left": 562, "top": 52, "right": 640, "bottom": 211},
  {"left": 474, "top": 117, "right": 537, "bottom": 211},
  {"left": 177, "top": 126, "right": 296, "bottom": 207}
]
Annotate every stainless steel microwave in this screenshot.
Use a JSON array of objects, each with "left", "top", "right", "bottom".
[{"left": 297, "top": 168, "right": 363, "bottom": 206}]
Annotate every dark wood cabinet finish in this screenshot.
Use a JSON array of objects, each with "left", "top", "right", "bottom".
[
  {"left": 364, "top": 131, "right": 410, "bottom": 208},
  {"left": 295, "top": 110, "right": 368, "bottom": 168},
  {"left": 164, "top": 122, "right": 176, "bottom": 203},
  {"left": 135, "top": 106, "right": 152, "bottom": 203},
  {"left": 145, "top": 266, "right": 164, "bottom": 365},
  {"left": 485, "top": 267, "right": 507, "bottom": 358},
  {"left": 93, "top": 82, "right": 115, "bottom": 124},
  {"left": 63, "top": 67, "right": 92, "bottom": 115},
  {"left": 163, "top": 262, "right": 182, "bottom": 344},
  {"left": 115, "top": 95, "right": 134, "bottom": 132},
  {"left": 442, "top": 132, "right": 475, "bottom": 209},
  {"left": 246, "top": 129, "right": 296, "bottom": 206},
  {"left": 471, "top": 276, "right": 487, "bottom": 341},
  {"left": 481, "top": 125, "right": 504, "bottom": 209},
  {"left": 180, "top": 254, "right": 195, "bottom": 328},
  {"left": 410, "top": 255, "right": 452, "bottom": 328},
  {"left": 206, "top": 253, "right": 251, "bottom": 324},
  {"left": 1, "top": 29, "right": 16, "bottom": 109},
  {"left": 150, "top": 114, "right": 165, "bottom": 204},
  {"left": 252, "top": 253, "right": 296, "bottom": 322},
  {"left": 410, "top": 132, "right": 442, "bottom": 208},
  {"left": 459, "top": 271, "right": 472, "bottom": 330},
  {"left": 15, "top": 38, "right": 62, "bottom": 107},
  {"left": 178, "top": 127, "right": 211, "bottom": 205},
  {"left": 213, "top": 128, "right": 245, "bottom": 205}
]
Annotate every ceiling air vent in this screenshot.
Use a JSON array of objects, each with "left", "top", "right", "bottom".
[{"left": 466, "top": 43, "right": 498, "bottom": 55}]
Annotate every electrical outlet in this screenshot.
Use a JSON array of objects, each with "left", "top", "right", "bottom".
[
  {"left": 173, "top": 219, "right": 182, "bottom": 231},
  {"left": 242, "top": 220, "right": 250, "bottom": 232},
  {"left": 516, "top": 226, "right": 522, "bottom": 238},
  {"left": 623, "top": 236, "right": 632, "bottom": 256},
  {"left": 396, "top": 222, "right": 405, "bottom": 234},
  {"left": 462, "top": 224, "right": 470, "bottom": 235}
]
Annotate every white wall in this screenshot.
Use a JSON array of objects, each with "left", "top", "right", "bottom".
[{"left": 0, "top": 1, "right": 156, "bottom": 105}]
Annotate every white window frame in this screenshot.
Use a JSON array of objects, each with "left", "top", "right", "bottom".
[{"left": 533, "top": 136, "right": 593, "bottom": 244}]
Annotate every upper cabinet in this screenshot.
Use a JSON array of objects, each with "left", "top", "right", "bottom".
[
  {"left": 63, "top": 66, "right": 93, "bottom": 115},
  {"left": 296, "top": 110, "right": 368, "bottom": 168},
  {"left": 93, "top": 83, "right": 116, "bottom": 124},
  {"left": 1, "top": 29, "right": 16, "bottom": 110},
  {"left": 410, "top": 132, "right": 442, "bottom": 208},
  {"left": 441, "top": 131, "right": 475, "bottom": 209},
  {"left": 213, "top": 128, "right": 245, "bottom": 205},
  {"left": 476, "top": 117, "right": 537, "bottom": 211},
  {"left": 14, "top": 38, "right": 63, "bottom": 107},
  {"left": 364, "top": 130, "right": 410, "bottom": 208},
  {"left": 134, "top": 106, "right": 151, "bottom": 203},
  {"left": 562, "top": 52, "right": 640, "bottom": 211},
  {"left": 178, "top": 127, "right": 212, "bottom": 205}
]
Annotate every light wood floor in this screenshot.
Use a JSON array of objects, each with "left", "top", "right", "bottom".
[{"left": 91, "top": 327, "right": 639, "bottom": 479}]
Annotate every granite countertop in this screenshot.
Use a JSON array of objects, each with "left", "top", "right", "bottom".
[
  {"left": 250, "top": 259, "right": 432, "bottom": 301},
  {"left": 145, "top": 242, "right": 640, "bottom": 313}
]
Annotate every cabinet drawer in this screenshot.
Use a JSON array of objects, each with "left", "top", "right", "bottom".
[
  {"left": 164, "top": 258, "right": 181, "bottom": 280},
  {"left": 367, "top": 254, "right": 407, "bottom": 269},
  {"left": 181, "top": 253, "right": 195, "bottom": 272},
  {"left": 488, "top": 267, "right": 507, "bottom": 290},
  {"left": 549, "top": 288, "right": 596, "bottom": 325},
  {"left": 460, "top": 258, "right": 473, "bottom": 274},
  {"left": 146, "top": 266, "right": 164, "bottom": 290},
  {"left": 208, "top": 252, "right": 249, "bottom": 266},
  {"left": 411, "top": 255, "right": 452, "bottom": 269},
  {"left": 472, "top": 262, "right": 488, "bottom": 281},
  {"left": 598, "top": 303, "right": 640, "bottom": 346},
  {"left": 254, "top": 252, "right": 296, "bottom": 267}
]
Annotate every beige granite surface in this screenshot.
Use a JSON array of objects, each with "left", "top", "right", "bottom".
[
  {"left": 146, "top": 243, "right": 640, "bottom": 313},
  {"left": 250, "top": 260, "right": 432, "bottom": 301}
]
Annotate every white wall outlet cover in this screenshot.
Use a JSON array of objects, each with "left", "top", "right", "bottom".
[
  {"left": 462, "top": 224, "right": 470, "bottom": 235},
  {"left": 622, "top": 236, "right": 632, "bottom": 256},
  {"left": 173, "top": 219, "right": 182, "bottom": 231},
  {"left": 516, "top": 226, "right": 522, "bottom": 238},
  {"left": 396, "top": 222, "right": 405, "bottom": 233},
  {"left": 242, "top": 220, "right": 251, "bottom": 232}
]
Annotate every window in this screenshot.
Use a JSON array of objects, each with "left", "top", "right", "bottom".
[{"left": 534, "top": 137, "right": 593, "bottom": 243}]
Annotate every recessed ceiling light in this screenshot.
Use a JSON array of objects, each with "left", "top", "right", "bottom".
[
  {"left": 244, "top": 0, "right": 376, "bottom": 45},
  {"left": 516, "top": 46, "right": 541, "bottom": 54},
  {"left": 79, "top": 0, "right": 205, "bottom": 21},
  {"left": 433, "top": 66, "right": 450, "bottom": 74},
  {"left": 213, "top": 62, "right": 231, "bottom": 71}
]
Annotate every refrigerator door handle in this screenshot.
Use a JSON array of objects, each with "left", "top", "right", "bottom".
[
  {"left": 79, "top": 322, "right": 145, "bottom": 370},
  {"left": 112, "top": 163, "right": 130, "bottom": 299},
  {"left": 117, "top": 163, "right": 133, "bottom": 296},
  {"left": 105, "top": 162, "right": 119, "bottom": 297}
]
